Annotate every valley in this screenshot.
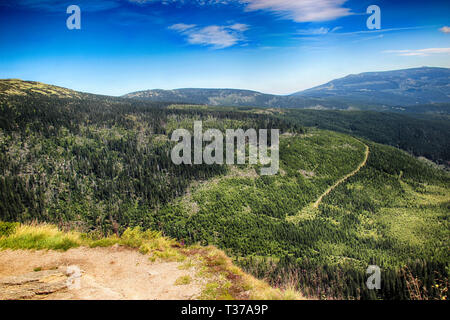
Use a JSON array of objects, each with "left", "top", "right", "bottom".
[
  {"left": 2, "top": 0, "right": 449, "bottom": 306},
  {"left": 0, "top": 79, "right": 448, "bottom": 300}
]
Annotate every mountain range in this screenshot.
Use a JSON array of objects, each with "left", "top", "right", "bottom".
[
  {"left": 124, "top": 88, "right": 348, "bottom": 110},
  {"left": 123, "top": 67, "right": 450, "bottom": 112},
  {"left": 294, "top": 67, "right": 450, "bottom": 106}
]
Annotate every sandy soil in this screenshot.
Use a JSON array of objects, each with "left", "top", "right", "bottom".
[{"left": 0, "top": 246, "right": 202, "bottom": 300}]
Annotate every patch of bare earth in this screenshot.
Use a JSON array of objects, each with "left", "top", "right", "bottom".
[
  {"left": 0, "top": 246, "right": 202, "bottom": 300},
  {"left": 299, "top": 169, "right": 315, "bottom": 179}
]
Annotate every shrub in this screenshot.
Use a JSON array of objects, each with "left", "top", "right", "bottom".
[{"left": 0, "top": 221, "right": 19, "bottom": 237}]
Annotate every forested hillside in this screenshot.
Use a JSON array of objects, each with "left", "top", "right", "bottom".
[
  {"left": 123, "top": 87, "right": 350, "bottom": 110},
  {"left": 0, "top": 83, "right": 294, "bottom": 232},
  {"left": 0, "top": 80, "right": 448, "bottom": 300},
  {"left": 167, "top": 105, "right": 450, "bottom": 165},
  {"left": 156, "top": 125, "right": 449, "bottom": 300},
  {"left": 278, "top": 109, "right": 450, "bottom": 165}
]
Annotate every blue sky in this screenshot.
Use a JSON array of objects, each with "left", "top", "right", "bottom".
[{"left": 0, "top": 0, "right": 449, "bottom": 95}]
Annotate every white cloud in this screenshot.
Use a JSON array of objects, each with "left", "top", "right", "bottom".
[
  {"left": 169, "top": 23, "right": 249, "bottom": 49},
  {"left": 296, "top": 26, "right": 342, "bottom": 35},
  {"left": 439, "top": 26, "right": 450, "bottom": 34},
  {"left": 229, "top": 23, "right": 249, "bottom": 31},
  {"left": 168, "top": 23, "right": 197, "bottom": 32},
  {"left": 296, "top": 27, "right": 329, "bottom": 35},
  {"left": 129, "top": 0, "right": 352, "bottom": 23},
  {"left": 240, "top": 0, "right": 352, "bottom": 22},
  {"left": 383, "top": 48, "right": 450, "bottom": 57},
  {"left": 128, "top": 0, "right": 233, "bottom": 5}
]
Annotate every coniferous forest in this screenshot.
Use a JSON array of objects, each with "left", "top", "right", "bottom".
[{"left": 0, "top": 80, "right": 448, "bottom": 300}]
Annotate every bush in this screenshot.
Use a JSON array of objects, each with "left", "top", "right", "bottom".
[{"left": 0, "top": 221, "right": 19, "bottom": 237}]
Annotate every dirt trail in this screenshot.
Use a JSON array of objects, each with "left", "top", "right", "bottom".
[
  {"left": 0, "top": 246, "right": 202, "bottom": 300},
  {"left": 313, "top": 142, "right": 370, "bottom": 208}
]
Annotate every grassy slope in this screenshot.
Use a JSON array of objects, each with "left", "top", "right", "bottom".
[{"left": 0, "top": 79, "right": 83, "bottom": 99}]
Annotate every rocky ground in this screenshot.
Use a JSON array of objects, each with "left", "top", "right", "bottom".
[{"left": 0, "top": 246, "right": 202, "bottom": 300}]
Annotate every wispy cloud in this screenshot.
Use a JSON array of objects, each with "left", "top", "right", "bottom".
[
  {"left": 2, "top": 0, "right": 121, "bottom": 12},
  {"left": 128, "top": 0, "right": 231, "bottom": 4},
  {"left": 352, "top": 34, "right": 384, "bottom": 43},
  {"left": 240, "top": 0, "right": 352, "bottom": 22},
  {"left": 228, "top": 23, "right": 249, "bottom": 32},
  {"left": 296, "top": 27, "right": 329, "bottom": 36},
  {"left": 383, "top": 48, "right": 450, "bottom": 56},
  {"left": 296, "top": 26, "right": 342, "bottom": 35},
  {"left": 129, "top": 0, "right": 353, "bottom": 23},
  {"left": 440, "top": 26, "right": 450, "bottom": 34},
  {"left": 169, "top": 23, "right": 249, "bottom": 49},
  {"left": 168, "top": 23, "right": 197, "bottom": 32},
  {"left": 334, "top": 26, "right": 427, "bottom": 36}
]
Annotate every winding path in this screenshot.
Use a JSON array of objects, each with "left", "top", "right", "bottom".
[{"left": 312, "top": 142, "right": 370, "bottom": 208}]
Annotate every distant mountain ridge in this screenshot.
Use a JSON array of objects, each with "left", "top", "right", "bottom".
[
  {"left": 124, "top": 88, "right": 349, "bottom": 110},
  {"left": 294, "top": 67, "right": 450, "bottom": 106},
  {"left": 123, "top": 67, "right": 450, "bottom": 111}
]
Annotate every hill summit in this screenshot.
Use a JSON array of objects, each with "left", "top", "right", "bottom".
[{"left": 293, "top": 67, "right": 450, "bottom": 105}]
